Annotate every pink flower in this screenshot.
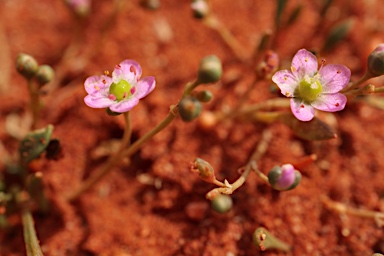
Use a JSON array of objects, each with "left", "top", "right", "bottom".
[
  {"left": 84, "top": 60, "right": 155, "bottom": 113},
  {"left": 272, "top": 49, "right": 351, "bottom": 121}
]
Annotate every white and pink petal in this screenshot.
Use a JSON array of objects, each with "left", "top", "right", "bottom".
[
  {"left": 134, "top": 76, "right": 156, "bottom": 99},
  {"left": 112, "top": 60, "right": 142, "bottom": 85},
  {"left": 291, "top": 49, "right": 318, "bottom": 80},
  {"left": 84, "top": 75, "right": 112, "bottom": 95},
  {"left": 310, "top": 93, "right": 347, "bottom": 112},
  {"left": 290, "top": 98, "right": 315, "bottom": 121},
  {"left": 109, "top": 98, "right": 140, "bottom": 113},
  {"left": 84, "top": 95, "right": 115, "bottom": 108},
  {"left": 271, "top": 70, "right": 298, "bottom": 97},
  {"left": 319, "top": 64, "right": 351, "bottom": 93}
]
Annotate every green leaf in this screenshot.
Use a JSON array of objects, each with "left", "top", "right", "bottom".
[
  {"left": 19, "top": 125, "right": 54, "bottom": 164},
  {"left": 278, "top": 113, "right": 336, "bottom": 140},
  {"left": 322, "top": 18, "right": 355, "bottom": 52}
]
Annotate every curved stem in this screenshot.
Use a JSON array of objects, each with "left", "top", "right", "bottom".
[
  {"left": 203, "top": 15, "right": 246, "bottom": 61},
  {"left": 66, "top": 107, "right": 178, "bottom": 202},
  {"left": 206, "top": 129, "right": 272, "bottom": 198},
  {"left": 342, "top": 71, "right": 374, "bottom": 93}
]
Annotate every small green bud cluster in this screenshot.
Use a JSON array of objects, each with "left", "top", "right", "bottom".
[{"left": 16, "top": 53, "right": 55, "bottom": 87}]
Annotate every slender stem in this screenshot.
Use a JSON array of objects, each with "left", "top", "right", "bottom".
[
  {"left": 182, "top": 80, "right": 200, "bottom": 98},
  {"left": 121, "top": 111, "right": 132, "bottom": 148},
  {"left": 66, "top": 106, "right": 179, "bottom": 202},
  {"left": 206, "top": 129, "right": 272, "bottom": 197},
  {"left": 218, "top": 98, "right": 290, "bottom": 120},
  {"left": 342, "top": 71, "right": 374, "bottom": 92},
  {"left": 121, "top": 106, "right": 179, "bottom": 158},
  {"left": 374, "top": 86, "right": 384, "bottom": 93},
  {"left": 22, "top": 209, "right": 44, "bottom": 256},
  {"left": 28, "top": 79, "right": 40, "bottom": 130},
  {"left": 203, "top": 15, "right": 246, "bottom": 61},
  {"left": 321, "top": 195, "right": 384, "bottom": 227}
]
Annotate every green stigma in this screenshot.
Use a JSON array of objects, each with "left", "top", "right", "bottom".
[
  {"left": 109, "top": 80, "right": 132, "bottom": 101},
  {"left": 298, "top": 76, "right": 322, "bottom": 102}
]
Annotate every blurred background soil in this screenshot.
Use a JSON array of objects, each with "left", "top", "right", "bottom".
[{"left": 0, "top": 0, "right": 384, "bottom": 255}]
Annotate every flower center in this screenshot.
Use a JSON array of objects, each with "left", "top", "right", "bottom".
[
  {"left": 298, "top": 75, "right": 322, "bottom": 102},
  {"left": 109, "top": 80, "right": 134, "bottom": 101}
]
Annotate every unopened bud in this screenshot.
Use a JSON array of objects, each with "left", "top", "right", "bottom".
[
  {"left": 140, "top": 0, "right": 160, "bottom": 10},
  {"left": 178, "top": 96, "right": 202, "bottom": 122},
  {"left": 367, "top": 44, "right": 384, "bottom": 77},
  {"left": 192, "top": 90, "right": 213, "bottom": 102},
  {"left": 267, "top": 164, "right": 301, "bottom": 191},
  {"left": 191, "top": 158, "right": 216, "bottom": 183},
  {"left": 253, "top": 227, "right": 291, "bottom": 252},
  {"left": 65, "top": 0, "right": 91, "bottom": 17},
  {"left": 191, "top": 0, "right": 209, "bottom": 19},
  {"left": 256, "top": 50, "right": 279, "bottom": 79},
  {"left": 211, "top": 194, "right": 233, "bottom": 213},
  {"left": 197, "top": 55, "right": 222, "bottom": 84},
  {"left": 34, "top": 65, "right": 54, "bottom": 87},
  {"left": 16, "top": 53, "right": 39, "bottom": 79}
]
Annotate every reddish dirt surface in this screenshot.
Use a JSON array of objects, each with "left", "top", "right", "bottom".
[{"left": 1, "top": 0, "right": 384, "bottom": 255}]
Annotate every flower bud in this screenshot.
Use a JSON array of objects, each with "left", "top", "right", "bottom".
[
  {"left": 191, "top": 158, "right": 216, "bottom": 183},
  {"left": 197, "top": 55, "right": 222, "bottom": 84},
  {"left": 16, "top": 53, "right": 39, "bottom": 79},
  {"left": 267, "top": 164, "right": 301, "bottom": 191},
  {"left": 65, "top": 0, "right": 91, "bottom": 17},
  {"left": 178, "top": 96, "right": 202, "bottom": 122},
  {"left": 256, "top": 50, "right": 279, "bottom": 80},
  {"left": 140, "top": 0, "right": 160, "bottom": 10},
  {"left": 211, "top": 194, "right": 233, "bottom": 213},
  {"left": 253, "top": 227, "right": 291, "bottom": 252},
  {"left": 191, "top": 0, "right": 209, "bottom": 19},
  {"left": 367, "top": 44, "right": 384, "bottom": 77},
  {"left": 34, "top": 65, "right": 55, "bottom": 87},
  {"left": 192, "top": 90, "right": 213, "bottom": 102}
]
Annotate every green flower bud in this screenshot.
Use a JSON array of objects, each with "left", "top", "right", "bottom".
[
  {"left": 192, "top": 158, "right": 216, "bottom": 183},
  {"left": 211, "top": 194, "right": 233, "bottom": 214},
  {"left": 178, "top": 96, "right": 202, "bottom": 122},
  {"left": 16, "top": 53, "right": 39, "bottom": 79},
  {"left": 193, "top": 90, "right": 213, "bottom": 102},
  {"left": 367, "top": 44, "right": 384, "bottom": 77},
  {"left": 197, "top": 55, "right": 222, "bottom": 84},
  {"left": 253, "top": 227, "right": 291, "bottom": 252},
  {"left": 34, "top": 65, "right": 55, "bottom": 87}
]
